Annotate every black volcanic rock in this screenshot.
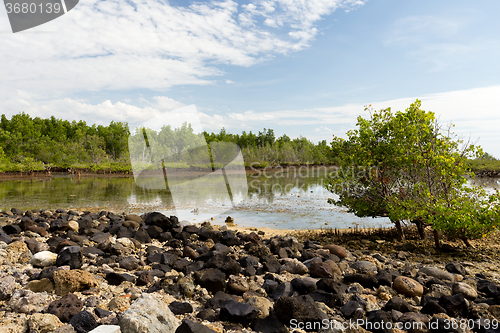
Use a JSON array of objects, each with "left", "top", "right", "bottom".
[
  {"left": 169, "top": 301, "right": 194, "bottom": 315},
  {"left": 197, "top": 309, "right": 218, "bottom": 322},
  {"left": 364, "top": 310, "right": 394, "bottom": 333},
  {"left": 445, "top": 262, "right": 466, "bottom": 275},
  {"left": 56, "top": 246, "right": 83, "bottom": 269},
  {"left": 134, "top": 227, "right": 151, "bottom": 244},
  {"left": 439, "top": 294, "right": 469, "bottom": 318},
  {"left": 261, "top": 255, "right": 280, "bottom": 273},
  {"left": 252, "top": 313, "right": 288, "bottom": 333},
  {"left": 383, "top": 297, "right": 412, "bottom": 313},
  {"left": 271, "top": 282, "right": 294, "bottom": 300},
  {"left": 119, "top": 256, "right": 139, "bottom": 271},
  {"left": 344, "top": 273, "right": 378, "bottom": 288},
  {"left": 291, "top": 277, "right": 317, "bottom": 294},
  {"left": 68, "top": 310, "right": 98, "bottom": 333},
  {"left": 316, "top": 278, "right": 346, "bottom": 294},
  {"left": 275, "top": 295, "right": 328, "bottom": 331},
  {"left": 219, "top": 299, "right": 259, "bottom": 324},
  {"left": 144, "top": 212, "right": 172, "bottom": 230},
  {"left": 105, "top": 272, "right": 136, "bottom": 285},
  {"left": 193, "top": 268, "right": 226, "bottom": 293},
  {"left": 146, "top": 225, "right": 163, "bottom": 239}
]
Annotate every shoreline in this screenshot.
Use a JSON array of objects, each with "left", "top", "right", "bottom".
[
  {"left": 0, "top": 164, "right": 337, "bottom": 180},
  {"left": 1, "top": 163, "right": 498, "bottom": 180}
]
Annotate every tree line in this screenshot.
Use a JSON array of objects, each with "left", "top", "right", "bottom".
[
  {"left": 204, "top": 128, "right": 336, "bottom": 167},
  {"left": 0, "top": 113, "right": 130, "bottom": 172},
  {"left": 0, "top": 112, "right": 336, "bottom": 173}
]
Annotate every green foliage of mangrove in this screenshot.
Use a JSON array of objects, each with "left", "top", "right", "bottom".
[{"left": 325, "top": 100, "right": 500, "bottom": 247}]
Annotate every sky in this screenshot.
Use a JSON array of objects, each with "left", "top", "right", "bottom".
[{"left": 1, "top": 0, "right": 500, "bottom": 157}]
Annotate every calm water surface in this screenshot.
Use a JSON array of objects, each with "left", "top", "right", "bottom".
[{"left": 1, "top": 168, "right": 498, "bottom": 230}]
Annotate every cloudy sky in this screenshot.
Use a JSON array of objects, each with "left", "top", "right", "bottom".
[{"left": 1, "top": 0, "right": 500, "bottom": 156}]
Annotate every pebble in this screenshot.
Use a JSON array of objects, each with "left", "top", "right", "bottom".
[
  {"left": 30, "top": 251, "right": 58, "bottom": 268},
  {"left": 323, "top": 244, "right": 348, "bottom": 258},
  {"left": 393, "top": 276, "right": 424, "bottom": 297}
]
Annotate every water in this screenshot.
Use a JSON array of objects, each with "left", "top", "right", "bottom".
[{"left": 1, "top": 168, "right": 497, "bottom": 230}]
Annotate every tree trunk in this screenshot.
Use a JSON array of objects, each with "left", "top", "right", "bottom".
[
  {"left": 461, "top": 237, "right": 475, "bottom": 248},
  {"left": 433, "top": 229, "right": 441, "bottom": 249},
  {"left": 395, "top": 220, "right": 405, "bottom": 241},
  {"left": 414, "top": 219, "right": 425, "bottom": 240}
]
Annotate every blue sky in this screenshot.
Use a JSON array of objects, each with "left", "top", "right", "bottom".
[{"left": 1, "top": 0, "right": 500, "bottom": 156}]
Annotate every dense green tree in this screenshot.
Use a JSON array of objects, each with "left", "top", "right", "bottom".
[{"left": 325, "top": 100, "right": 499, "bottom": 247}]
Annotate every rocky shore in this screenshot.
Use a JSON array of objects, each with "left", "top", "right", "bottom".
[{"left": 0, "top": 208, "right": 500, "bottom": 333}]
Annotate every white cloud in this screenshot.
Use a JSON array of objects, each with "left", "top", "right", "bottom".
[
  {"left": 0, "top": 0, "right": 365, "bottom": 98},
  {"left": 4, "top": 84, "right": 498, "bottom": 156},
  {"left": 226, "top": 79, "right": 236, "bottom": 84},
  {"left": 217, "top": 85, "right": 500, "bottom": 156},
  {"left": 0, "top": 91, "right": 185, "bottom": 129}
]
